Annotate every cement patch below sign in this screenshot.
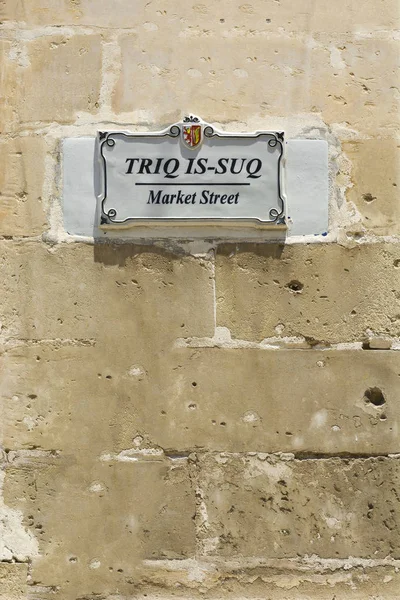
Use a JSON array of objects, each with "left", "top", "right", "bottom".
[{"left": 98, "top": 117, "right": 286, "bottom": 228}]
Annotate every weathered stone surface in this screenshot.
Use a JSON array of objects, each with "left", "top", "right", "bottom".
[
  {"left": 0, "top": 0, "right": 137, "bottom": 26},
  {"left": 0, "top": 137, "right": 47, "bottom": 236},
  {"left": 366, "top": 337, "right": 393, "bottom": 350},
  {"left": 2, "top": 345, "right": 399, "bottom": 455},
  {"left": 4, "top": 454, "right": 195, "bottom": 599},
  {"left": 198, "top": 454, "right": 400, "bottom": 559},
  {"left": 3, "top": 0, "right": 398, "bottom": 33},
  {"left": 0, "top": 563, "right": 27, "bottom": 600},
  {"left": 0, "top": 1, "right": 399, "bottom": 597},
  {"left": 113, "top": 34, "right": 399, "bottom": 135},
  {"left": 0, "top": 241, "right": 214, "bottom": 342},
  {"left": 1, "top": 343, "right": 165, "bottom": 455},
  {"left": 216, "top": 243, "right": 400, "bottom": 344},
  {"left": 130, "top": 348, "right": 400, "bottom": 455},
  {"left": 113, "top": 33, "right": 312, "bottom": 122},
  {"left": 1, "top": 345, "right": 124, "bottom": 455},
  {"left": 19, "top": 35, "right": 101, "bottom": 124},
  {"left": 344, "top": 138, "right": 400, "bottom": 235},
  {"left": 136, "top": 563, "right": 400, "bottom": 599},
  {"left": 312, "top": 38, "right": 399, "bottom": 135},
  {"left": 0, "top": 40, "right": 19, "bottom": 133}
]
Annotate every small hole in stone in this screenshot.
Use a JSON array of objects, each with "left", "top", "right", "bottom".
[
  {"left": 192, "top": 381, "right": 197, "bottom": 387},
  {"left": 188, "top": 403, "right": 197, "bottom": 410},
  {"left": 285, "top": 280, "right": 303, "bottom": 293},
  {"left": 362, "top": 193, "right": 376, "bottom": 203},
  {"left": 211, "top": 420, "right": 216, "bottom": 425},
  {"left": 266, "top": 18, "right": 271, "bottom": 22},
  {"left": 28, "top": 394, "right": 37, "bottom": 399},
  {"left": 364, "top": 387, "right": 386, "bottom": 407},
  {"left": 219, "top": 18, "right": 225, "bottom": 22},
  {"left": 380, "top": 413, "right": 387, "bottom": 421},
  {"left": 351, "top": 310, "right": 357, "bottom": 315},
  {"left": 161, "top": 410, "right": 166, "bottom": 415},
  {"left": 394, "top": 259, "right": 400, "bottom": 268},
  {"left": 220, "top": 421, "right": 226, "bottom": 426},
  {"left": 106, "top": 375, "right": 112, "bottom": 380}
]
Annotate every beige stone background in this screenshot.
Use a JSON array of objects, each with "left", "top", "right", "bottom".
[{"left": 0, "top": 1, "right": 399, "bottom": 598}]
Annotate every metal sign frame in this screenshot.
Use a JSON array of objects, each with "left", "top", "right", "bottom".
[{"left": 98, "top": 116, "right": 286, "bottom": 228}]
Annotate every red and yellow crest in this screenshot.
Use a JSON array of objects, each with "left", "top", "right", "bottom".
[{"left": 182, "top": 123, "right": 202, "bottom": 149}]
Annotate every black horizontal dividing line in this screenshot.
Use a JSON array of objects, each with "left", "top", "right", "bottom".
[{"left": 135, "top": 182, "right": 251, "bottom": 186}]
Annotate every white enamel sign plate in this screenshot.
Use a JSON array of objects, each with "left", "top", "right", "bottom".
[{"left": 98, "top": 118, "right": 285, "bottom": 227}]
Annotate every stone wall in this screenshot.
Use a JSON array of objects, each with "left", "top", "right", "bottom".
[{"left": 0, "top": 1, "right": 399, "bottom": 598}]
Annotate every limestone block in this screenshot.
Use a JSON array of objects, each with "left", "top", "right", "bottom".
[
  {"left": 113, "top": 32, "right": 399, "bottom": 135},
  {"left": 113, "top": 33, "right": 315, "bottom": 122},
  {"left": 216, "top": 243, "right": 400, "bottom": 344},
  {"left": 0, "top": 241, "right": 214, "bottom": 342},
  {"left": 3, "top": 345, "right": 400, "bottom": 455},
  {"left": 0, "top": 137, "right": 47, "bottom": 236},
  {"left": 344, "top": 138, "right": 400, "bottom": 235},
  {"left": 0, "top": 40, "right": 19, "bottom": 133},
  {"left": 117, "top": 348, "right": 400, "bottom": 455},
  {"left": 19, "top": 35, "right": 101, "bottom": 124},
  {"left": 311, "top": 37, "right": 400, "bottom": 135},
  {"left": 172, "top": 0, "right": 399, "bottom": 35},
  {"left": 0, "top": 563, "right": 27, "bottom": 600},
  {"left": 7, "top": 0, "right": 146, "bottom": 26},
  {"left": 4, "top": 456, "right": 195, "bottom": 599},
  {"left": 1, "top": 0, "right": 138, "bottom": 27},
  {"left": 268, "top": 0, "right": 400, "bottom": 33},
  {"left": 4, "top": 0, "right": 398, "bottom": 33},
  {"left": 367, "top": 337, "right": 393, "bottom": 350},
  {"left": 1, "top": 344, "right": 151, "bottom": 455},
  {"left": 198, "top": 454, "right": 400, "bottom": 558}
]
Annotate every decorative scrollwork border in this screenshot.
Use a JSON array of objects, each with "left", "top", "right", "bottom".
[
  {"left": 98, "top": 119, "right": 286, "bottom": 226},
  {"left": 202, "top": 126, "right": 285, "bottom": 224},
  {"left": 99, "top": 125, "right": 180, "bottom": 225}
]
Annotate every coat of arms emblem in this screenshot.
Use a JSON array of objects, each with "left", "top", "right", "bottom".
[{"left": 182, "top": 116, "right": 202, "bottom": 149}]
